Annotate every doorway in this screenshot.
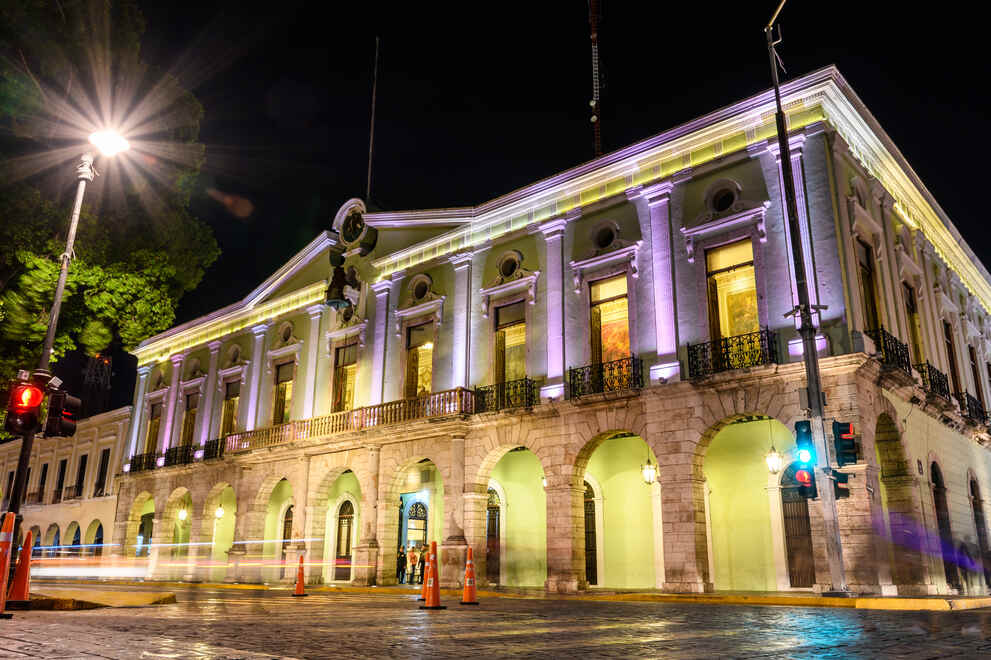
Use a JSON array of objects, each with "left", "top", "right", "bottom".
[
  {"left": 780, "top": 464, "right": 815, "bottom": 588},
  {"left": 486, "top": 488, "right": 500, "bottom": 584},
  {"left": 335, "top": 500, "right": 354, "bottom": 581}
]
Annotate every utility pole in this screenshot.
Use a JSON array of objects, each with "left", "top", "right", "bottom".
[
  {"left": 366, "top": 36, "right": 380, "bottom": 202},
  {"left": 764, "top": 1, "right": 848, "bottom": 594},
  {"left": 588, "top": 0, "right": 602, "bottom": 157}
]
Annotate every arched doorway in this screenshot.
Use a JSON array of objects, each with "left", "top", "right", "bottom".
[
  {"left": 29, "top": 526, "right": 42, "bottom": 558},
  {"left": 970, "top": 479, "right": 991, "bottom": 589},
  {"left": 321, "top": 470, "right": 361, "bottom": 584},
  {"left": 125, "top": 492, "right": 155, "bottom": 558},
  {"left": 931, "top": 462, "right": 959, "bottom": 591},
  {"left": 335, "top": 501, "right": 354, "bottom": 581},
  {"left": 261, "top": 477, "right": 294, "bottom": 583},
  {"left": 85, "top": 520, "right": 104, "bottom": 557},
  {"left": 45, "top": 524, "right": 60, "bottom": 558},
  {"left": 780, "top": 463, "right": 815, "bottom": 588},
  {"left": 66, "top": 522, "right": 81, "bottom": 556},
  {"left": 282, "top": 505, "right": 294, "bottom": 577},
  {"left": 487, "top": 447, "right": 545, "bottom": 587},
  {"left": 205, "top": 484, "right": 237, "bottom": 582},
  {"left": 583, "top": 481, "right": 598, "bottom": 586},
  {"left": 486, "top": 488, "right": 501, "bottom": 584}
]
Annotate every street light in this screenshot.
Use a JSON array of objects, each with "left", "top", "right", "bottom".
[
  {"left": 89, "top": 130, "right": 131, "bottom": 157},
  {"left": 765, "top": 445, "right": 783, "bottom": 475},
  {"left": 178, "top": 508, "right": 188, "bottom": 521},
  {"left": 641, "top": 454, "right": 657, "bottom": 485},
  {"left": 215, "top": 506, "right": 225, "bottom": 519}
]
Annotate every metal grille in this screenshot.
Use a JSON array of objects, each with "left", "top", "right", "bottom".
[
  {"left": 781, "top": 487, "right": 815, "bottom": 588},
  {"left": 130, "top": 452, "right": 159, "bottom": 473},
  {"left": 956, "top": 391, "right": 988, "bottom": 425},
  {"left": 164, "top": 444, "right": 196, "bottom": 467},
  {"left": 867, "top": 326, "right": 912, "bottom": 377},
  {"left": 475, "top": 377, "right": 537, "bottom": 413},
  {"left": 203, "top": 438, "right": 225, "bottom": 461},
  {"left": 567, "top": 356, "right": 643, "bottom": 398},
  {"left": 584, "top": 487, "right": 597, "bottom": 586},
  {"left": 687, "top": 329, "right": 778, "bottom": 379},
  {"left": 916, "top": 361, "right": 951, "bottom": 401}
]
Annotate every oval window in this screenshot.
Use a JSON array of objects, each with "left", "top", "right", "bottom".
[
  {"left": 594, "top": 226, "right": 616, "bottom": 249},
  {"left": 414, "top": 280, "right": 429, "bottom": 300},
  {"left": 500, "top": 258, "right": 518, "bottom": 278},
  {"left": 712, "top": 189, "right": 736, "bottom": 213}
]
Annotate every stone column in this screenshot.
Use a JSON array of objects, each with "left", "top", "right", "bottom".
[
  {"left": 198, "top": 341, "right": 223, "bottom": 446},
  {"left": 369, "top": 281, "right": 394, "bottom": 406},
  {"left": 660, "top": 476, "right": 712, "bottom": 593},
  {"left": 244, "top": 323, "right": 269, "bottom": 432},
  {"left": 534, "top": 215, "right": 573, "bottom": 400},
  {"left": 146, "top": 514, "right": 167, "bottom": 581},
  {"left": 159, "top": 354, "right": 185, "bottom": 453},
  {"left": 448, "top": 253, "right": 473, "bottom": 389},
  {"left": 354, "top": 444, "right": 381, "bottom": 585},
  {"left": 127, "top": 365, "right": 152, "bottom": 459},
  {"left": 636, "top": 181, "right": 681, "bottom": 382},
  {"left": 463, "top": 486, "right": 489, "bottom": 586},
  {"left": 873, "top": 186, "right": 905, "bottom": 338},
  {"left": 834, "top": 463, "right": 883, "bottom": 594},
  {"left": 440, "top": 435, "right": 468, "bottom": 588},
  {"left": 302, "top": 304, "right": 325, "bottom": 419},
  {"left": 544, "top": 481, "right": 584, "bottom": 593}
]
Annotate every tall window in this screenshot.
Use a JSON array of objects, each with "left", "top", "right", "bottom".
[
  {"left": 333, "top": 343, "right": 358, "bottom": 412},
  {"left": 495, "top": 301, "right": 526, "bottom": 383},
  {"left": 970, "top": 480, "right": 991, "bottom": 588},
  {"left": 220, "top": 381, "right": 240, "bottom": 436},
  {"left": 969, "top": 346, "right": 984, "bottom": 404},
  {"left": 22, "top": 468, "right": 30, "bottom": 503},
  {"left": 903, "top": 283, "right": 925, "bottom": 364},
  {"left": 37, "top": 463, "right": 48, "bottom": 502},
  {"left": 706, "top": 240, "right": 758, "bottom": 341},
  {"left": 4, "top": 471, "right": 12, "bottom": 503},
  {"left": 944, "top": 321, "right": 962, "bottom": 394},
  {"left": 272, "top": 362, "right": 294, "bottom": 425},
  {"left": 94, "top": 448, "right": 111, "bottom": 497},
  {"left": 145, "top": 403, "right": 162, "bottom": 454},
  {"left": 180, "top": 393, "right": 198, "bottom": 446},
  {"left": 590, "top": 275, "right": 630, "bottom": 364},
  {"left": 55, "top": 459, "right": 67, "bottom": 501},
  {"left": 74, "top": 454, "right": 88, "bottom": 494},
  {"left": 856, "top": 239, "right": 880, "bottom": 332},
  {"left": 405, "top": 323, "right": 433, "bottom": 398}
]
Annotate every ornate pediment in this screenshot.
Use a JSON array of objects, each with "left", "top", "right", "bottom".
[
  {"left": 569, "top": 242, "right": 641, "bottom": 294},
  {"left": 682, "top": 202, "right": 768, "bottom": 263}
]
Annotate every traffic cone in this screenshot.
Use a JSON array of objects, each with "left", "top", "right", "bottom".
[
  {"left": 5, "top": 529, "right": 33, "bottom": 609},
  {"left": 419, "top": 541, "right": 446, "bottom": 610},
  {"left": 0, "top": 512, "right": 16, "bottom": 619},
  {"left": 459, "top": 546, "right": 478, "bottom": 605},
  {"left": 417, "top": 550, "right": 429, "bottom": 601},
  {"left": 291, "top": 555, "right": 307, "bottom": 597}
]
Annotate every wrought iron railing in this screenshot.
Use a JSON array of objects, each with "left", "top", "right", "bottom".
[
  {"left": 567, "top": 356, "right": 643, "bottom": 398},
  {"left": 916, "top": 362, "right": 951, "bottom": 402},
  {"left": 687, "top": 329, "right": 778, "bottom": 379},
  {"left": 866, "top": 327, "right": 912, "bottom": 377},
  {"left": 957, "top": 391, "right": 988, "bottom": 425},
  {"left": 203, "top": 438, "right": 225, "bottom": 461},
  {"left": 164, "top": 444, "right": 196, "bottom": 467},
  {"left": 92, "top": 483, "right": 108, "bottom": 498},
  {"left": 63, "top": 485, "right": 83, "bottom": 501},
  {"left": 225, "top": 387, "right": 474, "bottom": 454},
  {"left": 130, "top": 451, "right": 160, "bottom": 473},
  {"left": 475, "top": 377, "right": 538, "bottom": 413}
]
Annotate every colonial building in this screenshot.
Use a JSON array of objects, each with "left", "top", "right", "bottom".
[
  {"left": 0, "top": 406, "right": 130, "bottom": 574},
  {"left": 113, "top": 66, "right": 991, "bottom": 596}
]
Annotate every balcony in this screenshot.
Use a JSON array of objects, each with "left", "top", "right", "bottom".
[
  {"left": 867, "top": 327, "right": 912, "bottom": 377},
  {"left": 475, "top": 377, "right": 538, "bottom": 413},
  {"left": 203, "top": 438, "right": 225, "bottom": 461},
  {"left": 63, "top": 484, "right": 83, "bottom": 501},
  {"left": 916, "top": 362, "right": 951, "bottom": 402},
  {"left": 687, "top": 329, "right": 778, "bottom": 380},
  {"left": 92, "top": 483, "right": 108, "bottom": 498},
  {"left": 567, "top": 356, "right": 643, "bottom": 399},
  {"left": 130, "top": 451, "right": 160, "bottom": 473},
  {"left": 225, "top": 387, "right": 474, "bottom": 455},
  {"left": 957, "top": 391, "right": 988, "bottom": 426},
  {"left": 164, "top": 444, "right": 196, "bottom": 467}
]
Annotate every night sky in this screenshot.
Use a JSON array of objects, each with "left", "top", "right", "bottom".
[{"left": 136, "top": 1, "right": 989, "bottom": 326}]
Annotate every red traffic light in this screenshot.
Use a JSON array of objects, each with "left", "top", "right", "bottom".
[
  {"left": 795, "top": 469, "right": 813, "bottom": 485},
  {"left": 836, "top": 422, "right": 854, "bottom": 439},
  {"left": 11, "top": 384, "right": 43, "bottom": 411}
]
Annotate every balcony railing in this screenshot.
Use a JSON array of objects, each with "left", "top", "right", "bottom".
[
  {"left": 164, "top": 444, "right": 196, "bottom": 467},
  {"left": 203, "top": 438, "right": 225, "bottom": 461},
  {"left": 130, "top": 451, "right": 160, "bottom": 473},
  {"left": 24, "top": 491, "right": 43, "bottom": 505},
  {"left": 475, "top": 377, "right": 538, "bottom": 413},
  {"left": 567, "top": 356, "right": 643, "bottom": 398},
  {"left": 225, "top": 387, "right": 474, "bottom": 454},
  {"left": 63, "top": 484, "right": 83, "bottom": 501},
  {"left": 687, "top": 329, "right": 778, "bottom": 379},
  {"left": 92, "top": 483, "right": 108, "bottom": 498},
  {"left": 957, "top": 391, "right": 988, "bottom": 425},
  {"left": 916, "top": 362, "right": 951, "bottom": 402},
  {"left": 50, "top": 488, "right": 63, "bottom": 504},
  {"left": 867, "top": 326, "right": 912, "bottom": 377}
]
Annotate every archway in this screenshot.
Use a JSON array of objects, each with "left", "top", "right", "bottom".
[
  {"left": 779, "top": 463, "right": 815, "bottom": 588},
  {"left": 124, "top": 492, "right": 155, "bottom": 557},
  {"left": 931, "top": 462, "right": 959, "bottom": 591},
  {"left": 384, "top": 458, "right": 445, "bottom": 586},
  {"left": 261, "top": 478, "right": 294, "bottom": 582},
  {"left": 65, "top": 521, "right": 81, "bottom": 557},
  {"left": 29, "top": 525, "right": 42, "bottom": 558},
  {"left": 703, "top": 416, "right": 796, "bottom": 591},
  {"left": 969, "top": 478, "right": 991, "bottom": 589},
  {"left": 84, "top": 519, "right": 104, "bottom": 557},
  {"left": 44, "top": 523, "right": 60, "bottom": 558},
  {"left": 203, "top": 483, "right": 237, "bottom": 582},
  {"left": 485, "top": 486, "right": 503, "bottom": 585},
  {"left": 487, "top": 447, "right": 546, "bottom": 587},
  {"left": 322, "top": 470, "right": 361, "bottom": 583}
]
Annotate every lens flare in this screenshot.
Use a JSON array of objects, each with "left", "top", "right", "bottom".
[{"left": 88, "top": 130, "right": 131, "bottom": 157}]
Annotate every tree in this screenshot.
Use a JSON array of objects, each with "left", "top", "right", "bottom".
[{"left": 0, "top": 0, "right": 219, "bottom": 384}]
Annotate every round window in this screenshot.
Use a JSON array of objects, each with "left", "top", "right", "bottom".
[
  {"left": 712, "top": 188, "right": 736, "bottom": 213},
  {"left": 229, "top": 346, "right": 240, "bottom": 364},
  {"left": 500, "top": 258, "right": 518, "bottom": 278},
  {"left": 414, "top": 280, "right": 429, "bottom": 300},
  {"left": 594, "top": 226, "right": 616, "bottom": 249},
  {"left": 281, "top": 325, "right": 292, "bottom": 343}
]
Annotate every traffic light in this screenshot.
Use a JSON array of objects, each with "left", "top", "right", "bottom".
[
  {"left": 4, "top": 380, "right": 45, "bottom": 435},
  {"left": 44, "top": 390, "right": 82, "bottom": 437},
  {"left": 832, "top": 469, "right": 851, "bottom": 499},
  {"left": 794, "top": 420, "right": 815, "bottom": 466},
  {"left": 795, "top": 466, "right": 818, "bottom": 499},
  {"left": 832, "top": 421, "right": 857, "bottom": 467}
]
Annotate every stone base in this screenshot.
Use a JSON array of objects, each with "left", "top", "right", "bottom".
[
  {"left": 439, "top": 542, "right": 468, "bottom": 589},
  {"left": 545, "top": 576, "right": 581, "bottom": 594},
  {"left": 351, "top": 542, "right": 379, "bottom": 586},
  {"left": 662, "top": 581, "right": 713, "bottom": 593}
]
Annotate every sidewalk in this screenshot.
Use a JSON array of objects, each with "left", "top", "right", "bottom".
[
  {"left": 31, "top": 578, "right": 991, "bottom": 611},
  {"left": 21, "top": 586, "right": 176, "bottom": 610}
]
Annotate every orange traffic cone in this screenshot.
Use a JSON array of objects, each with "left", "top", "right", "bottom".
[
  {"left": 459, "top": 546, "right": 478, "bottom": 605},
  {"left": 0, "top": 512, "right": 16, "bottom": 619},
  {"left": 419, "top": 541, "right": 446, "bottom": 610},
  {"left": 417, "top": 550, "right": 429, "bottom": 601},
  {"left": 291, "top": 555, "right": 307, "bottom": 597},
  {"left": 5, "top": 529, "right": 33, "bottom": 609}
]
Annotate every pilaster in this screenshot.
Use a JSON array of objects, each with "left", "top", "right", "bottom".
[
  {"left": 244, "top": 323, "right": 270, "bottom": 432},
  {"left": 302, "top": 304, "right": 325, "bottom": 419},
  {"left": 369, "top": 279, "right": 396, "bottom": 406},
  {"left": 198, "top": 341, "right": 222, "bottom": 446},
  {"left": 440, "top": 434, "right": 468, "bottom": 588},
  {"left": 449, "top": 253, "right": 473, "bottom": 389},
  {"left": 159, "top": 354, "right": 185, "bottom": 453},
  {"left": 127, "top": 366, "right": 152, "bottom": 458},
  {"left": 533, "top": 211, "right": 577, "bottom": 400}
]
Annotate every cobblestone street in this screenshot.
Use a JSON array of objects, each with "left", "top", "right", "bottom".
[{"left": 3, "top": 587, "right": 991, "bottom": 658}]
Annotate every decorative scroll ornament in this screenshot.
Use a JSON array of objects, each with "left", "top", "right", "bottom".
[
  {"left": 569, "top": 241, "right": 641, "bottom": 294},
  {"left": 682, "top": 201, "right": 769, "bottom": 263},
  {"left": 479, "top": 264, "right": 540, "bottom": 318}
]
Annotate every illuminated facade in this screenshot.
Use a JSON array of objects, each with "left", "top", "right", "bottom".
[{"left": 113, "top": 66, "right": 991, "bottom": 595}]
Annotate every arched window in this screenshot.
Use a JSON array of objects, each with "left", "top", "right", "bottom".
[
  {"left": 584, "top": 481, "right": 598, "bottom": 586},
  {"left": 407, "top": 501, "right": 428, "bottom": 547},
  {"left": 970, "top": 479, "right": 991, "bottom": 588},
  {"left": 780, "top": 464, "right": 815, "bottom": 588},
  {"left": 335, "top": 501, "right": 354, "bottom": 581},
  {"left": 93, "top": 523, "right": 104, "bottom": 557},
  {"left": 486, "top": 489, "right": 501, "bottom": 583},
  {"left": 932, "top": 463, "right": 960, "bottom": 590}
]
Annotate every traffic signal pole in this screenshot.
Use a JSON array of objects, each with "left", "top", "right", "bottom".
[
  {"left": 764, "top": 8, "right": 848, "bottom": 594},
  {"left": 4, "top": 153, "right": 96, "bottom": 567}
]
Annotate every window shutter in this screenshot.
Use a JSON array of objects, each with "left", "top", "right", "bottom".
[
  {"left": 494, "top": 329, "right": 506, "bottom": 384},
  {"left": 590, "top": 305, "right": 602, "bottom": 365},
  {"left": 405, "top": 347, "right": 419, "bottom": 399}
]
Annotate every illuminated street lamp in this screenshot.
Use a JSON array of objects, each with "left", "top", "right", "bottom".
[
  {"left": 641, "top": 455, "right": 657, "bottom": 485},
  {"left": 178, "top": 508, "right": 188, "bottom": 521},
  {"left": 89, "top": 130, "right": 131, "bottom": 157},
  {"left": 215, "top": 506, "right": 225, "bottom": 519},
  {"left": 765, "top": 445, "right": 784, "bottom": 475}
]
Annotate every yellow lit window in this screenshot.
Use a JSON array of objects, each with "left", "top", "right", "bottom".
[
  {"left": 495, "top": 301, "right": 526, "bottom": 383},
  {"left": 179, "top": 393, "right": 198, "bottom": 446},
  {"left": 145, "top": 403, "right": 162, "bottom": 454},
  {"left": 590, "top": 275, "right": 630, "bottom": 363},
  {"left": 220, "top": 381, "right": 240, "bottom": 436},
  {"left": 405, "top": 324, "right": 433, "bottom": 398},
  {"left": 333, "top": 343, "right": 358, "bottom": 412},
  {"left": 273, "top": 362, "right": 294, "bottom": 425},
  {"left": 706, "top": 240, "right": 758, "bottom": 339}
]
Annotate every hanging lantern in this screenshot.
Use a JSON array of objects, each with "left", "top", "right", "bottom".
[
  {"left": 765, "top": 445, "right": 783, "bottom": 474},
  {"left": 215, "top": 506, "right": 225, "bottom": 519},
  {"left": 641, "top": 455, "right": 657, "bottom": 485},
  {"left": 178, "top": 508, "right": 188, "bottom": 521}
]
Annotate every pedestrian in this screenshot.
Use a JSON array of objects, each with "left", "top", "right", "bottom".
[
  {"left": 408, "top": 546, "right": 417, "bottom": 584},
  {"left": 417, "top": 545, "right": 426, "bottom": 584},
  {"left": 397, "top": 546, "right": 406, "bottom": 584}
]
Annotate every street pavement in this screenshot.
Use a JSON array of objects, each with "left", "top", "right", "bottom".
[{"left": 2, "top": 585, "right": 991, "bottom": 658}]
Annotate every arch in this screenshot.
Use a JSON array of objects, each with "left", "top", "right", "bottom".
[
  {"left": 84, "top": 519, "right": 105, "bottom": 557},
  {"left": 260, "top": 477, "right": 294, "bottom": 582},
  {"left": 322, "top": 470, "right": 362, "bottom": 584},
  {"left": 124, "top": 491, "right": 155, "bottom": 557},
  {"left": 164, "top": 488, "right": 193, "bottom": 564},
  {"left": 202, "top": 482, "right": 237, "bottom": 582},
  {"left": 44, "top": 523, "right": 60, "bottom": 558},
  {"left": 65, "top": 521, "right": 81, "bottom": 556},
  {"left": 332, "top": 499, "right": 356, "bottom": 582},
  {"left": 931, "top": 461, "right": 960, "bottom": 592},
  {"left": 968, "top": 477, "right": 991, "bottom": 589},
  {"left": 29, "top": 525, "right": 42, "bottom": 557},
  {"left": 487, "top": 447, "right": 546, "bottom": 587},
  {"left": 379, "top": 453, "right": 447, "bottom": 585}
]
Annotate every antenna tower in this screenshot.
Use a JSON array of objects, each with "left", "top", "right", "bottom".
[
  {"left": 588, "top": 0, "right": 602, "bottom": 157},
  {"left": 366, "top": 36, "right": 380, "bottom": 202}
]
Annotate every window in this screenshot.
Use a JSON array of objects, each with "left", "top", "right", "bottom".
[
  {"left": 74, "top": 454, "right": 88, "bottom": 493},
  {"left": 22, "top": 467, "right": 30, "bottom": 503},
  {"left": 55, "top": 459, "right": 67, "bottom": 501},
  {"left": 221, "top": 381, "right": 240, "bottom": 437},
  {"left": 405, "top": 323, "right": 433, "bottom": 398},
  {"left": 590, "top": 275, "right": 630, "bottom": 364},
  {"left": 333, "top": 343, "right": 359, "bottom": 412},
  {"left": 94, "top": 448, "right": 111, "bottom": 497},
  {"left": 903, "top": 283, "right": 925, "bottom": 364},
  {"left": 4, "top": 471, "right": 12, "bottom": 503},
  {"left": 37, "top": 463, "right": 48, "bottom": 501},
  {"left": 273, "top": 362, "right": 295, "bottom": 425},
  {"left": 856, "top": 239, "right": 880, "bottom": 333},
  {"left": 944, "top": 321, "right": 962, "bottom": 394},
  {"left": 145, "top": 403, "right": 162, "bottom": 454},
  {"left": 180, "top": 392, "right": 198, "bottom": 446},
  {"left": 706, "top": 240, "right": 758, "bottom": 341},
  {"left": 495, "top": 301, "right": 526, "bottom": 383},
  {"left": 970, "top": 346, "right": 985, "bottom": 404}
]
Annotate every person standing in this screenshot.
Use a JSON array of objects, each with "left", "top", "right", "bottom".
[
  {"left": 397, "top": 546, "right": 407, "bottom": 584},
  {"left": 408, "top": 546, "right": 417, "bottom": 584},
  {"left": 417, "top": 546, "right": 426, "bottom": 584}
]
